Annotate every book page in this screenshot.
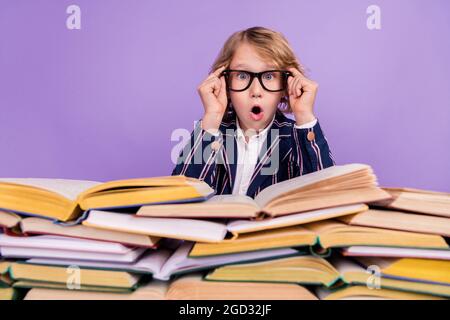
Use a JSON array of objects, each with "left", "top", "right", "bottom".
[
  {"left": 342, "top": 209, "right": 450, "bottom": 237},
  {"left": 0, "top": 233, "right": 132, "bottom": 254},
  {"left": 0, "top": 178, "right": 101, "bottom": 201},
  {"left": 20, "top": 217, "right": 159, "bottom": 247},
  {"left": 186, "top": 180, "right": 215, "bottom": 197},
  {"left": 84, "top": 210, "right": 229, "bottom": 243},
  {"left": 343, "top": 246, "right": 450, "bottom": 260},
  {"left": 303, "top": 220, "right": 348, "bottom": 234},
  {"left": 383, "top": 187, "right": 450, "bottom": 197},
  {"left": 1, "top": 246, "right": 146, "bottom": 263},
  {"left": 206, "top": 195, "right": 259, "bottom": 207},
  {"left": 353, "top": 257, "right": 397, "bottom": 270},
  {"left": 168, "top": 274, "right": 318, "bottom": 300},
  {"left": 134, "top": 249, "right": 173, "bottom": 274},
  {"left": 157, "top": 242, "right": 299, "bottom": 280},
  {"left": 137, "top": 194, "right": 259, "bottom": 219},
  {"left": 254, "top": 164, "right": 370, "bottom": 208},
  {"left": 25, "top": 249, "right": 172, "bottom": 274},
  {"left": 329, "top": 256, "right": 366, "bottom": 274},
  {"left": 80, "top": 176, "right": 192, "bottom": 196},
  {"left": 227, "top": 204, "right": 367, "bottom": 235}
]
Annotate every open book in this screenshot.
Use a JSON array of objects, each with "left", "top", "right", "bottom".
[
  {"left": 0, "top": 234, "right": 147, "bottom": 263},
  {"left": 164, "top": 274, "right": 317, "bottom": 300},
  {"left": 206, "top": 255, "right": 450, "bottom": 297},
  {"left": 371, "top": 187, "right": 450, "bottom": 218},
  {"left": 205, "top": 255, "right": 341, "bottom": 287},
  {"left": 82, "top": 204, "right": 368, "bottom": 243},
  {"left": 137, "top": 164, "right": 391, "bottom": 219},
  {"left": 23, "top": 274, "right": 318, "bottom": 300},
  {"left": 0, "top": 175, "right": 214, "bottom": 222},
  {"left": 19, "top": 217, "right": 160, "bottom": 248},
  {"left": 22, "top": 242, "right": 299, "bottom": 281},
  {"left": 331, "top": 256, "right": 450, "bottom": 298},
  {"left": 339, "top": 208, "right": 450, "bottom": 237},
  {"left": 190, "top": 220, "right": 449, "bottom": 257}
]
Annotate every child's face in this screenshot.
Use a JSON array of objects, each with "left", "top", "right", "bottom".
[{"left": 228, "top": 43, "right": 284, "bottom": 132}]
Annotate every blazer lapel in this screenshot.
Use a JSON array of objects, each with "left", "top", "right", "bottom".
[{"left": 219, "top": 120, "right": 238, "bottom": 192}]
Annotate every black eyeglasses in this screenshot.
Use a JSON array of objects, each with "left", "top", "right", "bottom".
[{"left": 220, "top": 69, "right": 293, "bottom": 92}]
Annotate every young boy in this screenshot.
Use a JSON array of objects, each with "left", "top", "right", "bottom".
[{"left": 172, "top": 26, "right": 334, "bottom": 198}]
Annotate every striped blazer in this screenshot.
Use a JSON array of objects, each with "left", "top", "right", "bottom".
[{"left": 172, "top": 110, "right": 335, "bottom": 198}]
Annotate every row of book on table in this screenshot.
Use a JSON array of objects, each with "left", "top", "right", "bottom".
[{"left": 0, "top": 163, "right": 449, "bottom": 300}]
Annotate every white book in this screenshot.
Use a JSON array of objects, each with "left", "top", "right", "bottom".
[
  {"left": 0, "top": 234, "right": 134, "bottom": 254},
  {"left": 26, "top": 249, "right": 173, "bottom": 275},
  {"left": 0, "top": 246, "right": 146, "bottom": 263},
  {"left": 82, "top": 204, "right": 367, "bottom": 243},
  {"left": 19, "top": 217, "right": 160, "bottom": 248},
  {"left": 342, "top": 246, "right": 450, "bottom": 260},
  {"left": 83, "top": 210, "right": 229, "bottom": 243}
]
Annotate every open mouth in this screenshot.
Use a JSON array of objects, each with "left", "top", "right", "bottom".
[
  {"left": 250, "top": 105, "right": 264, "bottom": 121},
  {"left": 251, "top": 106, "right": 262, "bottom": 114}
]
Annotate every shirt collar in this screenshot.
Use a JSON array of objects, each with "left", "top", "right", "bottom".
[{"left": 235, "top": 114, "right": 276, "bottom": 142}]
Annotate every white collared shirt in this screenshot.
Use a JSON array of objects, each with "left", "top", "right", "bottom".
[{"left": 232, "top": 116, "right": 317, "bottom": 195}]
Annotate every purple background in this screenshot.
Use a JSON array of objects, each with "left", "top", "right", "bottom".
[{"left": 0, "top": 0, "right": 449, "bottom": 191}]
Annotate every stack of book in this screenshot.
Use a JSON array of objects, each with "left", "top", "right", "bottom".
[{"left": 0, "top": 164, "right": 448, "bottom": 300}]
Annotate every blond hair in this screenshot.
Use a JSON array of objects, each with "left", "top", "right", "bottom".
[{"left": 210, "top": 26, "right": 306, "bottom": 115}]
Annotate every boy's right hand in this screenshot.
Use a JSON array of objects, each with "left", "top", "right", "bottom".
[{"left": 197, "top": 65, "right": 228, "bottom": 131}]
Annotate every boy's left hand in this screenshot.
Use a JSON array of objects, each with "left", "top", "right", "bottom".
[{"left": 287, "top": 67, "right": 318, "bottom": 126}]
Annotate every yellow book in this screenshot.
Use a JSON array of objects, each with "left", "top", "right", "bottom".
[
  {"left": 0, "top": 175, "right": 213, "bottom": 221},
  {"left": 13, "top": 281, "right": 133, "bottom": 293},
  {"left": 190, "top": 226, "right": 317, "bottom": 257},
  {"left": 306, "top": 220, "right": 449, "bottom": 251},
  {"left": 205, "top": 255, "right": 341, "bottom": 287},
  {"left": 8, "top": 263, "right": 141, "bottom": 290},
  {"left": 207, "top": 255, "right": 450, "bottom": 297},
  {"left": 333, "top": 257, "right": 450, "bottom": 298},
  {"left": 190, "top": 220, "right": 449, "bottom": 257},
  {"left": 368, "top": 258, "right": 450, "bottom": 284},
  {"left": 317, "top": 285, "right": 445, "bottom": 300}
]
